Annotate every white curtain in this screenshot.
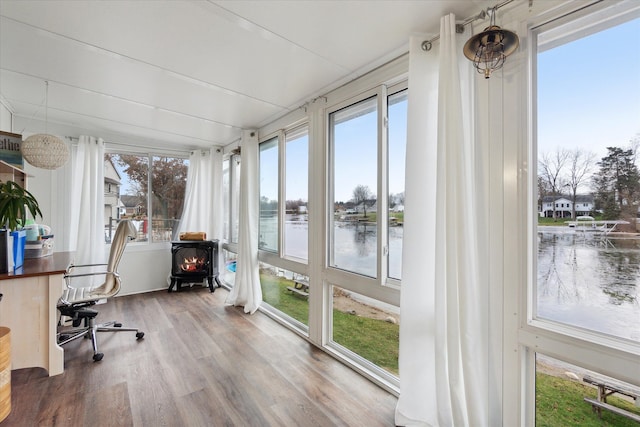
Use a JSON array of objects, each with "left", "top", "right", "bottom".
[
  {"left": 396, "top": 14, "right": 489, "bottom": 427},
  {"left": 225, "top": 130, "right": 262, "bottom": 314},
  {"left": 68, "top": 135, "right": 106, "bottom": 267},
  {"left": 176, "top": 148, "right": 223, "bottom": 239}
]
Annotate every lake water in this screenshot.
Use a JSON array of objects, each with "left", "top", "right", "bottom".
[
  {"left": 262, "top": 217, "right": 639, "bottom": 342},
  {"left": 538, "top": 228, "right": 640, "bottom": 342}
]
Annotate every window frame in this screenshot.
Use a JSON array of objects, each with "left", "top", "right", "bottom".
[
  {"left": 257, "top": 127, "right": 311, "bottom": 273},
  {"left": 518, "top": 2, "right": 640, "bottom": 424},
  {"left": 104, "top": 147, "right": 189, "bottom": 246},
  {"left": 283, "top": 124, "right": 310, "bottom": 263},
  {"left": 385, "top": 83, "right": 408, "bottom": 286},
  {"left": 527, "top": 0, "right": 640, "bottom": 352},
  {"left": 325, "top": 82, "right": 407, "bottom": 293},
  {"left": 327, "top": 90, "right": 383, "bottom": 281}
]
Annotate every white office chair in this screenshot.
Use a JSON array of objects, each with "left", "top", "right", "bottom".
[{"left": 57, "top": 220, "right": 144, "bottom": 361}]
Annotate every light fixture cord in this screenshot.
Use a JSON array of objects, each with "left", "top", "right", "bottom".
[
  {"left": 45, "top": 81, "right": 49, "bottom": 134},
  {"left": 488, "top": 6, "right": 497, "bottom": 27}
]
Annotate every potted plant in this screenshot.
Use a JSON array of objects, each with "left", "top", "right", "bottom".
[
  {"left": 0, "top": 180, "right": 42, "bottom": 231},
  {"left": 0, "top": 180, "right": 42, "bottom": 271}
]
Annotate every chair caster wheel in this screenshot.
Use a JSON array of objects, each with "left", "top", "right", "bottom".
[
  {"left": 136, "top": 332, "right": 144, "bottom": 340},
  {"left": 114, "top": 322, "right": 122, "bottom": 327},
  {"left": 93, "top": 353, "right": 104, "bottom": 362}
]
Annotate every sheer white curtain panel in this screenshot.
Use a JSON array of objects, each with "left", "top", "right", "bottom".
[
  {"left": 68, "top": 135, "right": 106, "bottom": 268},
  {"left": 396, "top": 14, "right": 489, "bottom": 427},
  {"left": 225, "top": 130, "right": 262, "bottom": 314},
  {"left": 176, "top": 148, "right": 225, "bottom": 273}
]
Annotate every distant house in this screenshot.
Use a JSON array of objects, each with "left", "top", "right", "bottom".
[
  {"left": 541, "top": 195, "right": 594, "bottom": 218},
  {"left": 104, "top": 158, "right": 122, "bottom": 226},
  {"left": 121, "top": 195, "right": 145, "bottom": 217}
]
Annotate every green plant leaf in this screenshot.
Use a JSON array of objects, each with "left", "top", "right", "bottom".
[{"left": 0, "top": 180, "right": 42, "bottom": 230}]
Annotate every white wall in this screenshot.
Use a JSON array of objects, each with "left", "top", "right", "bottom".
[
  {"left": 116, "top": 245, "right": 173, "bottom": 295},
  {"left": 0, "top": 100, "right": 12, "bottom": 131}
]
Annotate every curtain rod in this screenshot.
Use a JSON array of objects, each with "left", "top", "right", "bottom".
[
  {"left": 65, "top": 136, "right": 194, "bottom": 155},
  {"left": 421, "top": 0, "right": 527, "bottom": 51}
]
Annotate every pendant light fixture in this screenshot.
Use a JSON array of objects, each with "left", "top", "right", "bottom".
[
  {"left": 21, "top": 81, "right": 70, "bottom": 170},
  {"left": 463, "top": 7, "right": 519, "bottom": 79}
]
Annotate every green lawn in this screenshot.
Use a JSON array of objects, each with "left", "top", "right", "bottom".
[
  {"left": 538, "top": 215, "right": 603, "bottom": 226},
  {"left": 333, "top": 309, "right": 399, "bottom": 373},
  {"left": 536, "top": 373, "right": 640, "bottom": 427},
  {"left": 260, "top": 271, "right": 399, "bottom": 373},
  {"left": 259, "top": 272, "right": 309, "bottom": 325}
]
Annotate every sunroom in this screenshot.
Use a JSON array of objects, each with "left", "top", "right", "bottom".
[{"left": 0, "top": 0, "right": 638, "bottom": 425}]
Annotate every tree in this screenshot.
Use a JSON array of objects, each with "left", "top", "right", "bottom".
[
  {"left": 593, "top": 147, "right": 640, "bottom": 220},
  {"left": 539, "top": 148, "right": 570, "bottom": 220},
  {"left": 538, "top": 175, "right": 551, "bottom": 215},
  {"left": 108, "top": 154, "right": 188, "bottom": 221},
  {"left": 389, "top": 192, "right": 405, "bottom": 209},
  {"left": 566, "top": 148, "right": 596, "bottom": 219},
  {"left": 352, "top": 185, "right": 374, "bottom": 218},
  {"left": 285, "top": 198, "right": 306, "bottom": 213}
]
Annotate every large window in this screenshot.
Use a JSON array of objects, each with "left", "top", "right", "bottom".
[
  {"left": 530, "top": 5, "right": 640, "bottom": 424},
  {"left": 284, "top": 127, "right": 309, "bottom": 260},
  {"left": 535, "top": 11, "right": 640, "bottom": 343},
  {"left": 329, "top": 96, "right": 379, "bottom": 277},
  {"left": 257, "top": 126, "right": 310, "bottom": 328},
  {"left": 222, "top": 153, "right": 241, "bottom": 245},
  {"left": 105, "top": 153, "right": 188, "bottom": 243},
  {"left": 326, "top": 84, "right": 405, "bottom": 384},
  {"left": 221, "top": 152, "right": 241, "bottom": 288},
  {"left": 259, "top": 137, "right": 279, "bottom": 252},
  {"left": 258, "top": 128, "right": 309, "bottom": 259},
  {"left": 387, "top": 89, "right": 407, "bottom": 281},
  {"left": 328, "top": 86, "right": 406, "bottom": 283}
]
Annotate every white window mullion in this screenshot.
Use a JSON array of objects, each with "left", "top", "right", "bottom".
[{"left": 377, "top": 84, "right": 389, "bottom": 283}]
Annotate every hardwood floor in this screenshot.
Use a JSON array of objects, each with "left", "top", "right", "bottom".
[{"left": 4, "top": 287, "right": 397, "bottom": 426}]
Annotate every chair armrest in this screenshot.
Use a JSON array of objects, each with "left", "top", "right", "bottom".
[
  {"left": 66, "top": 262, "right": 108, "bottom": 272},
  {"left": 64, "top": 271, "right": 114, "bottom": 279},
  {"left": 63, "top": 271, "right": 120, "bottom": 289}
]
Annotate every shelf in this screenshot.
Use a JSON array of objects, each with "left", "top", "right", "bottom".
[{"left": 0, "top": 160, "right": 28, "bottom": 188}]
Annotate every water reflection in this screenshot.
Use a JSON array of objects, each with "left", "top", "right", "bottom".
[
  {"left": 331, "top": 221, "right": 377, "bottom": 276},
  {"left": 537, "top": 229, "right": 640, "bottom": 341}
]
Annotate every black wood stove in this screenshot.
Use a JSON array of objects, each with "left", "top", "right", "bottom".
[{"left": 169, "top": 240, "right": 221, "bottom": 292}]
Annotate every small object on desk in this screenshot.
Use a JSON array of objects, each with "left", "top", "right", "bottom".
[
  {"left": 25, "top": 236, "right": 54, "bottom": 259},
  {"left": 179, "top": 231, "right": 206, "bottom": 241}
]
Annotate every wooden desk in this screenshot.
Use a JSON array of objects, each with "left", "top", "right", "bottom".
[{"left": 0, "top": 252, "right": 73, "bottom": 376}]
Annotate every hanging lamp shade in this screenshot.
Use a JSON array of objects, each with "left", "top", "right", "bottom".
[
  {"left": 21, "top": 134, "right": 69, "bottom": 170},
  {"left": 20, "top": 80, "right": 70, "bottom": 170},
  {"left": 463, "top": 24, "right": 519, "bottom": 79}
]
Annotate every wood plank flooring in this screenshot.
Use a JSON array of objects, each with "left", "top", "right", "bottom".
[{"left": 3, "top": 287, "right": 397, "bottom": 426}]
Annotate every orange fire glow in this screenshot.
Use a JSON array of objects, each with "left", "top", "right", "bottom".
[{"left": 180, "top": 256, "right": 205, "bottom": 272}]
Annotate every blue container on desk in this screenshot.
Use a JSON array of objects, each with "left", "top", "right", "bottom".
[{"left": 11, "top": 230, "right": 26, "bottom": 269}]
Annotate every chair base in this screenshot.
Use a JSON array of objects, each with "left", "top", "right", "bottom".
[{"left": 57, "top": 307, "right": 144, "bottom": 362}]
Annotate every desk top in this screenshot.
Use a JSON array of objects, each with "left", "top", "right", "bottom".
[{"left": 0, "top": 251, "right": 74, "bottom": 280}]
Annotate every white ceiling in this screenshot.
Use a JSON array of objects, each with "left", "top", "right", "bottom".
[{"left": 0, "top": 0, "right": 489, "bottom": 152}]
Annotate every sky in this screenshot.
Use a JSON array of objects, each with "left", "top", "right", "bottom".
[
  {"left": 260, "top": 95, "right": 408, "bottom": 204},
  {"left": 537, "top": 16, "right": 640, "bottom": 161}
]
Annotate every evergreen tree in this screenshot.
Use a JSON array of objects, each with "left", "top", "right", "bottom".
[{"left": 593, "top": 147, "right": 640, "bottom": 220}]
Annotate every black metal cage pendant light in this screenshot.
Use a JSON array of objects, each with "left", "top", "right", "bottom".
[{"left": 463, "top": 7, "right": 519, "bottom": 79}]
